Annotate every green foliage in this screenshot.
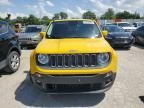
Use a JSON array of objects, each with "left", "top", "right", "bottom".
[
  {"left": 0, "top": 17, "right": 3, "bottom": 20},
  {"left": 116, "top": 11, "right": 140, "bottom": 19},
  {"left": 27, "top": 14, "right": 39, "bottom": 25},
  {"left": 5, "top": 14, "right": 11, "bottom": 20},
  {"left": 0, "top": 10, "right": 142, "bottom": 26},
  {"left": 52, "top": 13, "right": 60, "bottom": 20},
  {"left": 22, "top": 17, "right": 28, "bottom": 25},
  {"left": 41, "top": 16, "right": 51, "bottom": 25},
  {"left": 60, "top": 12, "right": 68, "bottom": 19},
  {"left": 52, "top": 12, "right": 68, "bottom": 20},
  {"left": 82, "top": 11, "right": 96, "bottom": 19},
  {"left": 100, "top": 9, "right": 141, "bottom": 19},
  {"left": 42, "top": 16, "right": 49, "bottom": 20},
  {"left": 101, "top": 8, "right": 115, "bottom": 19}
]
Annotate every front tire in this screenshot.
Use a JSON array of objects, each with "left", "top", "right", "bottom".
[{"left": 4, "top": 51, "right": 20, "bottom": 73}]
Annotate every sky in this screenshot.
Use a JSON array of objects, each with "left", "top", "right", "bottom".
[{"left": 0, "top": 0, "right": 144, "bottom": 19}]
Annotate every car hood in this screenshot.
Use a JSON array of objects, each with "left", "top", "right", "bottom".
[
  {"left": 35, "top": 38, "right": 113, "bottom": 54},
  {"left": 108, "top": 32, "right": 131, "bottom": 37},
  {"left": 19, "top": 33, "right": 39, "bottom": 39}
]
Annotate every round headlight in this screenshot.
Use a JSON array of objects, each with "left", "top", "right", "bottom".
[
  {"left": 97, "top": 53, "right": 110, "bottom": 65},
  {"left": 38, "top": 54, "right": 49, "bottom": 65}
]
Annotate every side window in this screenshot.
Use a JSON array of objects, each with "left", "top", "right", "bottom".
[
  {"left": 47, "top": 24, "right": 53, "bottom": 36},
  {"left": 0, "top": 22, "right": 8, "bottom": 34},
  {"left": 9, "top": 25, "right": 15, "bottom": 33}
]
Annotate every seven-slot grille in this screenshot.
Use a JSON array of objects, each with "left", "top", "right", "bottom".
[
  {"left": 19, "top": 38, "right": 32, "bottom": 41},
  {"left": 37, "top": 54, "right": 100, "bottom": 68}
]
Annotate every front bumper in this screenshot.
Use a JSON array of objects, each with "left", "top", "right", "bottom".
[
  {"left": 20, "top": 40, "right": 39, "bottom": 46},
  {"left": 30, "top": 72, "right": 116, "bottom": 93},
  {"left": 107, "top": 38, "right": 134, "bottom": 47}
]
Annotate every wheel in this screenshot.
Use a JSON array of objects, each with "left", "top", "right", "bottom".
[{"left": 4, "top": 51, "right": 20, "bottom": 73}]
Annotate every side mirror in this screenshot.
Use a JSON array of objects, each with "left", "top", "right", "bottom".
[
  {"left": 40, "top": 32, "right": 46, "bottom": 39},
  {"left": 102, "top": 30, "right": 108, "bottom": 38}
]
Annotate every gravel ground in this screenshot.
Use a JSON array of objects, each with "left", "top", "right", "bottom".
[{"left": 0, "top": 45, "right": 144, "bottom": 108}]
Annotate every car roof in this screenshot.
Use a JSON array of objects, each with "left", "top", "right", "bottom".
[
  {"left": 134, "top": 22, "right": 144, "bottom": 23},
  {"left": 114, "top": 22, "right": 129, "bottom": 24},
  {"left": 104, "top": 25, "right": 118, "bottom": 27},
  {"left": 52, "top": 19, "right": 95, "bottom": 22},
  {"left": 27, "top": 25, "right": 45, "bottom": 28}
]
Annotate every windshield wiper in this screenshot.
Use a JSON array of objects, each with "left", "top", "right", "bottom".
[{"left": 47, "top": 35, "right": 65, "bottom": 39}]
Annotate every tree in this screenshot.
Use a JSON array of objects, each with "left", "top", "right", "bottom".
[
  {"left": 82, "top": 11, "right": 96, "bottom": 19},
  {"left": 101, "top": 8, "right": 115, "bottom": 19},
  {"left": 27, "top": 14, "right": 40, "bottom": 25},
  {"left": 6, "top": 14, "right": 11, "bottom": 20},
  {"left": 52, "top": 13, "right": 60, "bottom": 20},
  {"left": 60, "top": 12, "right": 68, "bottom": 19},
  {"left": 0, "top": 17, "right": 3, "bottom": 20},
  {"left": 132, "top": 12, "right": 140, "bottom": 19},
  {"left": 53, "top": 12, "right": 68, "bottom": 20},
  {"left": 41, "top": 16, "right": 51, "bottom": 25},
  {"left": 5, "top": 14, "right": 11, "bottom": 22},
  {"left": 16, "top": 16, "right": 23, "bottom": 23},
  {"left": 115, "top": 11, "right": 140, "bottom": 19},
  {"left": 116, "top": 11, "right": 131, "bottom": 19},
  {"left": 22, "top": 17, "right": 28, "bottom": 25},
  {"left": 42, "top": 16, "right": 49, "bottom": 20}
]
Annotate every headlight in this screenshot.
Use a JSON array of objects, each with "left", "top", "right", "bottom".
[
  {"left": 129, "top": 36, "right": 133, "bottom": 40},
  {"left": 33, "top": 35, "right": 39, "bottom": 38},
  {"left": 37, "top": 54, "right": 49, "bottom": 65},
  {"left": 97, "top": 53, "right": 110, "bottom": 66}
]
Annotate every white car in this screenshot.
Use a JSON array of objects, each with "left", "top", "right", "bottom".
[
  {"left": 133, "top": 22, "right": 144, "bottom": 28},
  {"left": 113, "top": 22, "right": 136, "bottom": 32}
]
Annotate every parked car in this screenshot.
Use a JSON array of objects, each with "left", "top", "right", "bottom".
[
  {"left": 0, "top": 21, "right": 21, "bottom": 73},
  {"left": 19, "top": 25, "right": 46, "bottom": 48},
  {"left": 132, "top": 26, "right": 144, "bottom": 45},
  {"left": 29, "top": 19, "right": 118, "bottom": 93},
  {"left": 101, "top": 25, "right": 134, "bottom": 49},
  {"left": 113, "top": 22, "right": 136, "bottom": 32},
  {"left": 133, "top": 22, "right": 144, "bottom": 28}
]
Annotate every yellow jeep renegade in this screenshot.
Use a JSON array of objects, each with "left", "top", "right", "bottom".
[{"left": 30, "top": 19, "right": 118, "bottom": 93}]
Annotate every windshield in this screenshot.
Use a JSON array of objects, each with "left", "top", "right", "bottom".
[
  {"left": 118, "top": 23, "right": 131, "bottom": 27},
  {"left": 47, "top": 21, "right": 101, "bottom": 38},
  {"left": 105, "top": 26, "right": 124, "bottom": 32},
  {"left": 25, "top": 26, "right": 42, "bottom": 33}
]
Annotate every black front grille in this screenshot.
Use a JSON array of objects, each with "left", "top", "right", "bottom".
[
  {"left": 19, "top": 38, "right": 31, "bottom": 41},
  {"left": 37, "top": 54, "right": 101, "bottom": 69},
  {"left": 37, "top": 54, "right": 104, "bottom": 68}
]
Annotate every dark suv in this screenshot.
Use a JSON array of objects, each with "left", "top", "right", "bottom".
[{"left": 0, "top": 21, "right": 21, "bottom": 73}]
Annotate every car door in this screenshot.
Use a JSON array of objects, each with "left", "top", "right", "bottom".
[
  {"left": 136, "top": 26, "right": 144, "bottom": 37},
  {"left": 0, "top": 21, "right": 9, "bottom": 62}
]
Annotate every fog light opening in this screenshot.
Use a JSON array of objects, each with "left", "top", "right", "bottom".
[
  {"left": 105, "top": 72, "right": 112, "bottom": 77},
  {"left": 36, "top": 79, "right": 42, "bottom": 86},
  {"left": 35, "top": 73, "right": 42, "bottom": 78}
]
